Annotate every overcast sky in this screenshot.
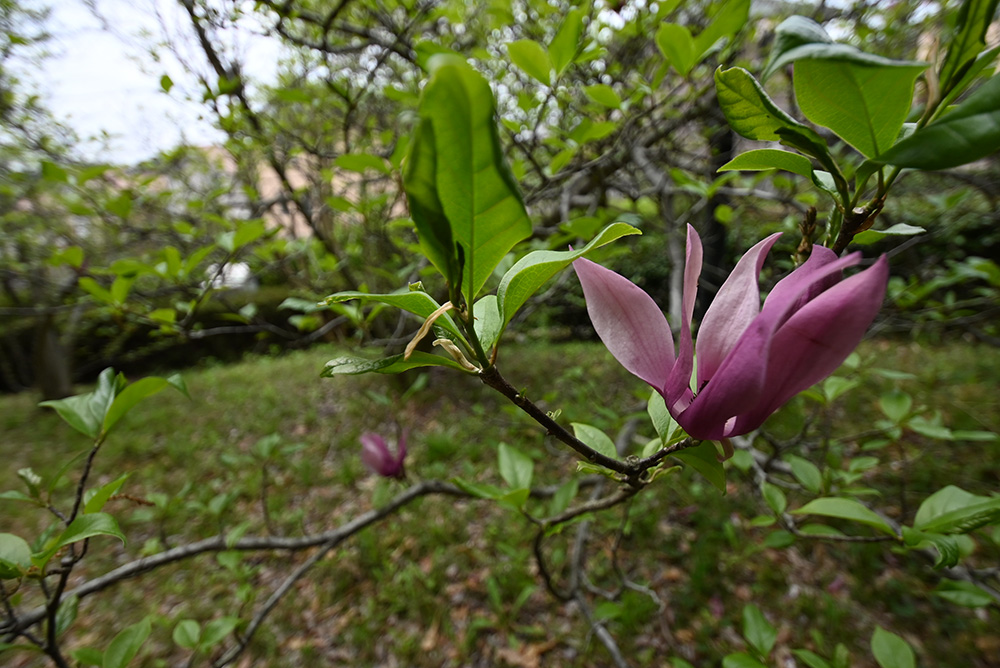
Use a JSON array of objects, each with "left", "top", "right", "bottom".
[{"left": 29, "top": 0, "right": 282, "bottom": 165}]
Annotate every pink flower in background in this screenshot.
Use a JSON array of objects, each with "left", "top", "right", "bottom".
[
  {"left": 573, "top": 225, "right": 888, "bottom": 441},
  {"left": 360, "top": 432, "right": 407, "bottom": 479}
]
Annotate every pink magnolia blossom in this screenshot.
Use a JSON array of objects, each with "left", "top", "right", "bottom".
[
  {"left": 573, "top": 225, "right": 888, "bottom": 441},
  {"left": 360, "top": 432, "right": 407, "bottom": 479}
]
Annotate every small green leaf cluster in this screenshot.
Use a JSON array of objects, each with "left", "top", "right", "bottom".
[{"left": 716, "top": 5, "right": 1000, "bottom": 248}]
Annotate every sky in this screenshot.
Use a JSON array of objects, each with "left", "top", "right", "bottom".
[{"left": 27, "top": 0, "right": 282, "bottom": 165}]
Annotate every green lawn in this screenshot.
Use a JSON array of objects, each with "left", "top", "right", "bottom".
[{"left": 1, "top": 339, "right": 998, "bottom": 667}]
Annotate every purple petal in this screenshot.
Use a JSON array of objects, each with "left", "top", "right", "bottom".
[
  {"left": 361, "top": 432, "right": 394, "bottom": 476},
  {"left": 695, "top": 232, "right": 782, "bottom": 388},
  {"left": 663, "top": 225, "right": 703, "bottom": 411},
  {"left": 675, "top": 250, "right": 872, "bottom": 440},
  {"left": 734, "top": 255, "right": 889, "bottom": 432},
  {"left": 573, "top": 257, "right": 675, "bottom": 390},
  {"left": 763, "top": 245, "right": 845, "bottom": 318}
]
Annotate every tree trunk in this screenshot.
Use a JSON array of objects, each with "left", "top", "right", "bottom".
[{"left": 33, "top": 314, "right": 74, "bottom": 400}]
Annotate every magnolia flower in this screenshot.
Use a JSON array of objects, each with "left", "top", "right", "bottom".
[
  {"left": 573, "top": 225, "right": 888, "bottom": 441},
  {"left": 360, "top": 432, "right": 407, "bottom": 479}
]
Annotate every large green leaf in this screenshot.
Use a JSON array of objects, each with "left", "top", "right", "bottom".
[
  {"left": 939, "top": 0, "right": 1000, "bottom": 94},
  {"left": 901, "top": 527, "right": 961, "bottom": 568},
  {"left": 764, "top": 16, "right": 925, "bottom": 78},
  {"left": 404, "top": 116, "right": 459, "bottom": 287},
  {"left": 794, "top": 59, "right": 926, "bottom": 158},
  {"left": 496, "top": 222, "right": 639, "bottom": 327},
  {"left": 718, "top": 149, "right": 814, "bottom": 178},
  {"left": 323, "top": 290, "right": 465, "bottom": 341},
  {"left": 913, "top": 485, "right": 1000, "bottom": 534},
  {"left": 876, "top": 75, "right": 1000, "bottom": 169},
  {"left": 413, "top": 56, "right": 533, "bottom": 303},
  {"left": 714, "top": 67, "right": 817, "bottom": 142},
  {"left": 761, "top": 15, "right": 833, "bottom": 81},
  {"left": 791, "top": 497, "right": 895, "bottom": 535},
  {"left": 321, "top": 351, "right": 470, "bottom": 377}
]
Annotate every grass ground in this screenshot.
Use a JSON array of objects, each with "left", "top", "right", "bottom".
[{"left": 1, "top": 338, "right": 998, "bottom": 667}]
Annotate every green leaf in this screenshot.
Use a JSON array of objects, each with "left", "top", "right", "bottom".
[
  {"left": 791, "top": 498, "right": 895, "bottom": 535},
  {"left": 719, "top": 149, "right": 814, "bottom": 178},
  {"left": 742, "top": 603, "right": 777, "bottom": 657},
  {"left": 56, "top": 594, "right": 79, "bottom": 635},
  {"left": 322, "top": 290, "right": 464, "bottom": 340},
  {"left": 172, "top": 619, "right": 200, "bottom": 650},
  {"left": 0, "top": 533, "right": 32, "bottom": 579},
  {"left": 794, "top": 59, "right": 926, "bottom": 158},
  {"left": 83, "top": 474, "right": 129, "bottom": 515},
  {"left": 792, "top": 649, "right": 833, "bottom": 668},
  {"left": 550, "top": 7, "right": 585, "bottom": 77},
  {"left": 200, "top": 617, "right": 240, "bottom": 648},
  {"left": 473, "top": 295, "right": 502, "bottom": 352},
  {"left": 762, "top": 16, "right": 834, "bottom": 82},
  {"left": 913, "top": 485, "right": 1000, "bottom": 534},
  {"left": 571, "top": 423, "right": 618, "bottom": 460},
  {"left": 104, "top": 377, "right": 173, "bottom": 435},
  {"left": 853, "top": 223, "right": 926, "bottom": 245},
  {"left": 334, "top": 153, "right": 390, "bottom": 175},
  {"left": 498, "top": 443, "right": 534, "bottom": 490},
  {"left": 496, "top": 222, "right": 640, "bottom": 327},
  {"left": 508, "top": 40, "right": 553, "bottom": 85},
  {"left": 41, "top": 160, "right": 69, "bottom": 183},
  {"left": 78, "top": 277, "right": 114, "bottom": 305},
  {"left": 939, "top": 0, "right": 1000, "bottom": 94},
  {"left": 450, "top": 477, "right": 503, "bottom": 500},
  {"left": 878, "top": 389, "right": 912, "bottom": 423},
  {"left": 876, "top": 75, "right": 1000, "bottom": 169},
  {"left": 901, "top": 527, "right": 960, "bottom": 568},
  {"left": 584, "top": 84, "right": 622, "bottom": 109},
  {"left": 71, "top": 647, "right": 104, "bottom": 666},
  {"left": 787, "top": 455, "right": 823, "bottom": 494},
  {"left": 762, "top": 483, "right": 787, "bottom": 515},
  {"left": 673, "top": 441, "right": 726, "bottom": 492},
  {"left": 934, "top": 580, "right": 994, "bottom": 607},
  {"left": 871, "top": 627, "right": 915, "bottom": 668},
  {"left": 941, "top": 44, "right": 1000, "bottom": 108},
  {"left": 160, "top": 74, "right": 173, "bottom": 92},
  {"left": 647, "top": 390, "right": 685, "bottom": 447},
  {"left": 39, "top": 368, "right": 122, "bottom": 439},
  {"left": 404, "top": 117, "right": 458, "bottom": 287},
  {"left": 656, "top": 23, "right": 696, "bottom": 76},
  {"left": 714, "top": 67, "right": 822, "bottom": 143},
  {"left": 408, "top": 56, "right": 532, "bottom": 302},
  {"left": 765, "top": 16, "right": 925, "bottom": 78},
  {"left": 550, "top": 479, "right": 579, "bottom": 516},
  {"left": 103, "top": 616, "right": 152, "bottom": 668},
  {"left": 34, "top": 513, "right": 126, "bottom": 566},
  {"left": 321, "top": 351, "right": 469, "bottom": 377},
  {"left": 693, "top": 0, "right": 750, "bottom": 57},
  {"left": 722, "top": 653, "right": 769, "bottom": 668}
]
